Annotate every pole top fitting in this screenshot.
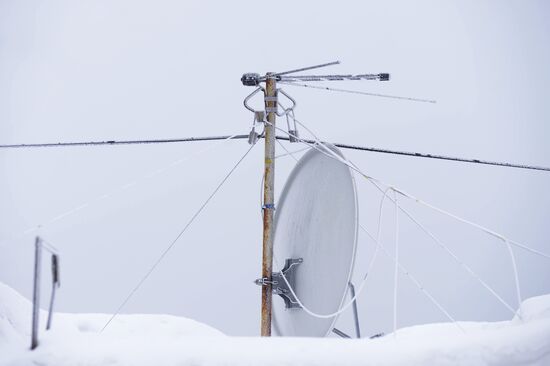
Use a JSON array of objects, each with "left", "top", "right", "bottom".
[
  {"left": 241, "top": 73, "right": 261, "bottom": 86},
  {"left": 266, "top": 72, "right": 277, "bottom": 81}
]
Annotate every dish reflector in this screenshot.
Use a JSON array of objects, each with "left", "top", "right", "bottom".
[{"left": 272, "top": 143, "right": 358, "bottom": 337}]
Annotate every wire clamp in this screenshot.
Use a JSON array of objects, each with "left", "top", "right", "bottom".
[
  {"left": 248, "top": 111, "right": 265, "bottom": 145},
  {"left": 254, "top": 111, "right": 265, "bottom": 122},
  {"left": 254, "top": 277, "right": 278, "bottom": 286},
  {"left": 285, "top": 109, "right": 299, "bottom": 143}
]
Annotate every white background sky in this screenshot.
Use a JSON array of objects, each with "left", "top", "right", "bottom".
[{"left": 1, "top": 0, "right": 549, "bottom": 337}]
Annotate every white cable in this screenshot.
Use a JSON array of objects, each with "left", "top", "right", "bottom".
[
  {"left": 504, "top": 240, "right": 522, "bottom": 309},
  {"left": 386, "top": 196, "right": 520, "bottom": 316},
  {"left": 273, "top": 139, "right": 464, "bottom": 331},
  {"left": 358, "top": 223, "right": 464, "bottom": 333},
  {"left": 276, "top": 211, "right": 463, "bottom": 329},
  {"left": 366, "top": 178, "right": 524, "bottom": 317},
  {"left": 271, "top": 120, "right": 549, "bottom": 264},
  {"left": 399, "top": 190, "right": 549, "bottom": 260},
  {"left": 273, "top": 119, "right": 535, "bottom": 321},
  {"left": 393, "top": 190, "right": 399, "bottom": 336},
  {"left": 290, "top": 118, "right": 528, "bottom": 310},
  {"left": 374, "top": 235, "right": 464, "bottom": 332},
  {"left": 272, "top": 120, "right": 535, "bottom": 326},
  {"left": 271, "top": 144, "right": 455, "bottom": 324},
  {"left": 273, "top": 186, "right": 394, "bottom": 319},
  {"left": 274, "top": 141, "right": 308, "bottom": 160},
  {"left": 38, "top": 238, "right": 60, "bottom": 255}
]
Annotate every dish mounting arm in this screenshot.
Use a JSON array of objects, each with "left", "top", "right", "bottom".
[{"left": 255, "top": 258, "right": 303, "bottom": 309}]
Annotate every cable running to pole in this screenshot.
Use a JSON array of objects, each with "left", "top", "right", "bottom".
[
  {"left": 101, "top": 142, "right": 257, "bottom": 332},
  {"left": 271, "top": 120, "right": 550, "bottom": 260},
  {"left": 3, "top": 133, "right": 549, "bottom": 173},
  {"left": 0, "top": 134, "right": 242, "bottom": 248},
  {"left": 273, "top": 126, "right": 516, "bottom": 329},
  {"left": 0, "top": 135, "right": 249, "bottom": 149},
  {"left": 275, "top": 136, "right": 550, "bottom": 173}
]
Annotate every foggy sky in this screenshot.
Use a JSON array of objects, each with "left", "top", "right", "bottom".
[{"left": 1, "top": 0, "right": 549, "bottom": 337}]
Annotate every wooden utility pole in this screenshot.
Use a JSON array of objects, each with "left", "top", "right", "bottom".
[{"left": 261, "top": 74, "right": 276, "bottom": 336}]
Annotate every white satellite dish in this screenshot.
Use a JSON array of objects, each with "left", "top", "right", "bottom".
[{"left": 271, "top": 143, "right": 358, "bottom": 337}]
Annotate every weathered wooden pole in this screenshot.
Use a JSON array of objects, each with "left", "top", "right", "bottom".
[{"left": 261, "top": 74, "right": 277, "bottom": 336}]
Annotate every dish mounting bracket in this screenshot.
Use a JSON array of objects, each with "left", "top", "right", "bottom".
[{"left": 255, "top": 258, "right": 303, "bottom": 309}]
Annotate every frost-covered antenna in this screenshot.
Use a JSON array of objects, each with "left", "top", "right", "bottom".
[
  {"left": 241, "top": 60, "right": 389, "bottom": 85},
  {"left": 241, "top": 60, "right": 434, "bottom": 103},
  {"left": 241, "top": 60, "right": 437, "bottom": 337},
  {"left": 276, "top": 60, "right": 390, "bottom": 82}
]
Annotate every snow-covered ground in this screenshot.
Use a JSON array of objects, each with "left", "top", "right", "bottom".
[{"left": 1, "top": 282, "right": 550, "bottom": 366}]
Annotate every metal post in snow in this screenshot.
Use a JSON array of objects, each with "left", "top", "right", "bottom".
[
  {"left": 46, "top": 254, "right": 60, "bottom": 330},
  {"left": 31, "top": 236, "right": 42, "bottom": 350},
  {"left": 349, "top": 282, "right": 361, "bottom": 338}
]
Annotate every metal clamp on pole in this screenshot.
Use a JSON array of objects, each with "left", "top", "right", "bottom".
[
  {"left": 248, "top": 111, "right": 265, "bottom": 145},
  {"left": 255, "top": 258, "right": 303, "bottom": 309},
  {"left": 244, "top": 87, "right": 268, "bottom": 145},
  {"left": 265, "top": 96, "right": 279, "bottom": 114},
  {"left": 261, "top": 203, "right": 275, "bottom": 210}
]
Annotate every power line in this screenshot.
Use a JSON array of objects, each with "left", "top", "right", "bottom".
[
  {"left": 2, "top": 133, "right": 548, "bottom": 172},
  {"left": 275, "top": 136, "right": 550, "bottom": 172},
  {"left": 0, "top": 134, "right": 241, "bottom": 249},
  {"left": 0, "top": 135, "right": 249, "bottom": 149},
  {"left": 272, "top": 121, "right": 550, "bottom": 260}
]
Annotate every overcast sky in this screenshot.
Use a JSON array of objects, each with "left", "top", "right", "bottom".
[{"left": 1, "top": 0, "right": 549, "bottom": 337}]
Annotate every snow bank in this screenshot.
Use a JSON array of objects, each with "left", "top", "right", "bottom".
[
  {"left": 0, "top": 282, "right": 224, "bottom": 365},
  {"left": 1, "top": 281, "right": 550, "bottom": 366}
]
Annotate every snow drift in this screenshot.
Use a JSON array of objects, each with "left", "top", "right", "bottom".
[{"left": 1, "top": 281, "right": 550, "bottom": 365}]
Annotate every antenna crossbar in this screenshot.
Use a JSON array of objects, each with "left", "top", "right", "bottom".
[{"left": 279, "top": 73, "right": 389, "bottom": 82}]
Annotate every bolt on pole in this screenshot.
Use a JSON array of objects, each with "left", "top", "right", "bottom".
[{"left": 261, "top": 74, "right": 277, "bottom": 336}]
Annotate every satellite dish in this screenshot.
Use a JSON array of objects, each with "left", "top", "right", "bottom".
[{"left": 272, "top": 143, "right": 358, "bottom": 337}]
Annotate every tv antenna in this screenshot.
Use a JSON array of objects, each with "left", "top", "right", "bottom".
[
  {"left": 241, "top": 61, "right": 389, "bottom": 86},
  {"left": 242, "top": 61, "right": 406, "bottom": 337}
]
